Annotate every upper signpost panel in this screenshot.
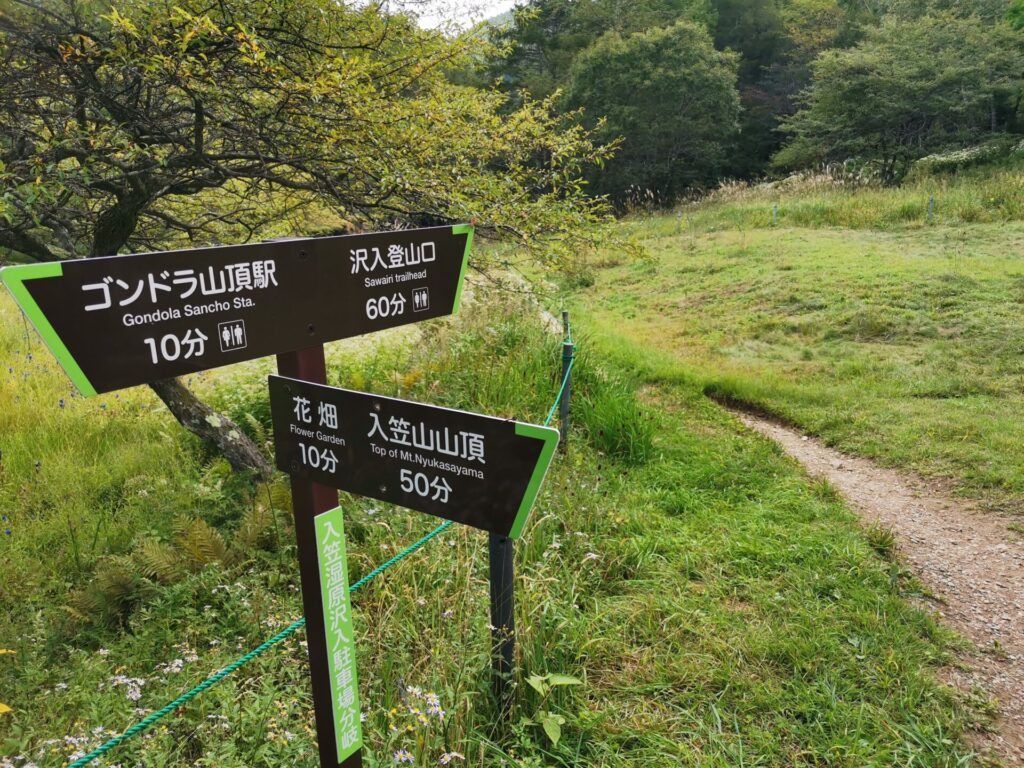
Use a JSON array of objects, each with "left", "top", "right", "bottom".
[{"left": 0, "top": 225, "right": 473, "bottom": 395}]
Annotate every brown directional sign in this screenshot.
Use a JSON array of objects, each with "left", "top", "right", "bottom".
[
  {"left": 269, "top": 376, "right": 559, "bottom": 538},
  {"left": 0, "top": 226, "right": 472, "bottom": 395}
]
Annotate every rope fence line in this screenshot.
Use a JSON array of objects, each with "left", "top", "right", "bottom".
[
  {"left": 67, "top": 327, "right": 575, "bottom": 768},
  {"left": 545, "top": 355, "right": 575, "bottom": 428}
]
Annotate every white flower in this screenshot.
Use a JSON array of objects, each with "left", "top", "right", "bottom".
[{"left": 109, "top": 675, "right": 145, "bottom": 702}]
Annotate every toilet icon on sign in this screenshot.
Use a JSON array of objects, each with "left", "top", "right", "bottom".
[
  {"left": 218, "top": 320, "right": 248, "bottom": 352},
  {"left": 412, "top": 287, "right": 430, "bottom": 312}
]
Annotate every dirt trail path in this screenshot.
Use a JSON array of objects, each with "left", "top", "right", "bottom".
[{"left": 734, "top": 412, "right": 1024, "bottom": 765}]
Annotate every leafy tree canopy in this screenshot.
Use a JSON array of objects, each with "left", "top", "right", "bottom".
[
  {"left": 847, "top": 0, "right": 1015, "bottom": 21},
  {"left": 774, "top": 14, "right": 1024, "bottom": 181},
  {"left": 0, "top": 0, "right": 623, "bottom": 475},
  {"left": 488, "top": 0, "right": 862, "bottom": 184},
  {"left": 489, "top": 0, "right": 714, "bottom": 100},
  {"left": 1009, "top": 0, "right": 1024, "bottom": 27},
  {"left": 563, "top": 21, "right": 740, "bottom": 206},
  {"left": 0, "top": 0, "right": 616, "bottom": 267}
]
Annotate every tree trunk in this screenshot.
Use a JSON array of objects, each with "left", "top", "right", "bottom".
[
  {"left": 91, "top": 192, "right": 150, "bottom": 258},
  {"left": 149, "top": 378, "right": 273, "bottom": 479}
]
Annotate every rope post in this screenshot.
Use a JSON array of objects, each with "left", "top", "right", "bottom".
[
  {"left": 772, "top": 203, "right": 779, "bottom": 227},
  {"left": 560, "top": 311, "right": 573, "bottom": 453},
  {"left": 488, "top": 533, "right": 516, "bottom": 716},
  {"left": 277, "top": 345, "right": 362, "bottom": 768},
  {"left": 927, "top": 195, "right": 935, "bottom": 223}
]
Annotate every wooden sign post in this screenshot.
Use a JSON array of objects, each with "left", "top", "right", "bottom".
[
  {"left": 278, "top": 346, "right": 361, "bottom": 768},
  {"left": 1, "top": 226, "right": 475, "bottom": 768},
  {"left": 268, "top": 376, "right": 560, "bottom": 714},
  {"left": 268, "top": 377, "right": 559, "bottom": 537},
  {"left": 3, "top": 223, "right": 561, "bottom": 762}
]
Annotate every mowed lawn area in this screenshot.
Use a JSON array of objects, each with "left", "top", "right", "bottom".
[{"left": 574, "top": 172, "right": 1024, "bottom": 513}]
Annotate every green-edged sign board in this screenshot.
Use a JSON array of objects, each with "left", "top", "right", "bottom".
[
  {"left": 314, "top": 506, "right": 362, "bottom": 763},
  {"left": 0, "top": 225, "right": 472, "bottom": 395},
  {"left": 270, "top": 376, "right": 559, "bottom": 538}
]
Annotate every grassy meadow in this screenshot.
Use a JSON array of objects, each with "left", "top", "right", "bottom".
[
  {"left": 572, "top": 162, "right": 1024, "bottom": 514},
  {"left": 0, "top": 281, "right": 990, "bottom": 766}
]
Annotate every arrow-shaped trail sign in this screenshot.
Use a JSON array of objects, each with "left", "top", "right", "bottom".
[
  {"left": 269, "top": 376, "right": 559, "bottom": 538},
  {"left": 0, "top": 225, "right": 472, "bottom": 395}
]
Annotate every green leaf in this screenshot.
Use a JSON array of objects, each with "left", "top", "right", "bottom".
[
  {"left": 540, "top": 711, "right": 565, "bottom": 745},
  {"left": 546, "top": 673, "right": 583, "bottom": 687},
  {"left": 526, "top": 674, "right": 548, "bottom": 696}
]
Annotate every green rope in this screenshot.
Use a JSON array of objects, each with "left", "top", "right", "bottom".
[
  {"left": 348, "top": 519, "right": 454, "bottom": 593},
  {"left": 67, "top": 619, "right": 308, "bottom": 768},
  {"left": 545, "top": 354, "right": 575, "bottom": 428},
  {"left": 66, "top": 348, "right": 576, "bottom": 768},
  {"left": 67, "top": 520, "right": 454, "bottom": 768}
]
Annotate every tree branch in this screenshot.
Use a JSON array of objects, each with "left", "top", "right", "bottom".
[{"left": 0, "top": 228, "right": 57, "bottom": 262}]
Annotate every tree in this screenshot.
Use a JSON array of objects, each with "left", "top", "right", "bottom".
[
  {"left": 563, "top": 21, "right": 740, "bottom": 206},
  {"left": 710, "top": 0, "right": 867, "bottom": 177},
  {"left": 774, "top": 14, "right": 1024, "bottom": 181},
  {"left": 1010, "top": 0, "right": 1024, "bottom": 28},
  {"left": 0, "top": 0, "right": 618, "bottom": 474},
  {"left": 845, "top": 0, "right": 1015, "bottom": 22},
  {"left": 490, "top": 0, "right": 714, "bottom": 100},
  {"left": 488, "top": 0, "right": 867, "bottom": 181}
]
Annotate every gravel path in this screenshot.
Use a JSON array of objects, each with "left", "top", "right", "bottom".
[{"left": 735, "top": 412, "right": 1024, "bottom": 765}]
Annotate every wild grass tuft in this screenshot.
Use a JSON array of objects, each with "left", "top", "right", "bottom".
[
  {"left": 865, "top": 522, "right": 898, "bottom": 560},
  {"left": 573, "top": 348, "right": 655, "bottom": 466}
]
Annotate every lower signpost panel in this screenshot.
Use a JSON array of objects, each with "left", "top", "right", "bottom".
[
  {"left": 269, "top": 375, "right": 560, "bottom": 537},
  {"left": 314, "top": 506, "right": 363, "bottom": 764}
]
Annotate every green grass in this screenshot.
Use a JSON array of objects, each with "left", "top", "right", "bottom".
[
  {"left": 657, "top": 158, "right": 1024, "bottom": 234},
  {"left": 0, "top": 290, "right": 985, "bottom": 765},
  {"left": 573, "top": 168, "right": 1024, "bottom": 513}
]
